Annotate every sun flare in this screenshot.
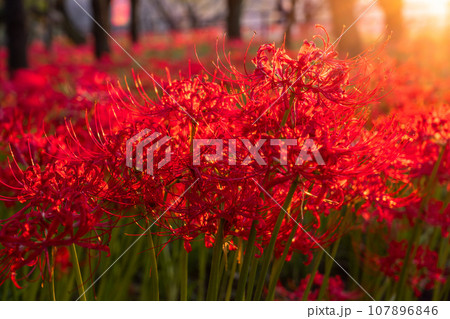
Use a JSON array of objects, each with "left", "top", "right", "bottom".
[{"left": 406, "top": 0, "right": 449, "bottom": 17}]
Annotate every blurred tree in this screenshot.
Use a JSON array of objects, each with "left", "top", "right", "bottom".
[
  {"left": 328, "top": 0, "right": 362, "bottom": 57},
  {"left": 226, "top": 0, "right": 243, "bottom": 39},
  {"left": 130, "top": 0, "right": 139, "bottom": 42},
  {"left": 303, "top": 0, "right": 322, "bottom": 25},
  {"left": 5, "top": 0, "right": 29, "bottom": 77},
  {"left": 283, "top": 0, "right": 297, "bottom": 48},
  {"left": 379, "top": 0, "right": 403, "bottom": 40},
  {"left": 56, "top": 0, "right": 87, "bottom": 45},
  {"left": 185, "top": 0, "right": 226, "bottom": 29},
  {"left": 42, "top": 0, "right": 55, "bottom": 51},
  {"left": 183, "top": 0, "right": 199, "bottom": 29},
  {"left": 92, "top": 0, "right": 111, "bottom": 59},
  {"left": 152, "top": 0, "right": 179, "bottom": 30},
  {"left": 300, "top": 0, "right": 323, "bottom": 40},
  {"left": 29, "top": 0, "right": 53, "bottom": 50},
  {"left": 278, "top": 0, "right": 322, "bottom": 48}
]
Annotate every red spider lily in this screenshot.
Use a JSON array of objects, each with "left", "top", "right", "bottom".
[
  {"left": 0, "top": 160, "right": 115, "bottom": 287},
  {"left": 423, "top": 200, "right": 450, "bottom": 237},
  {"left": 0, "top": 69, "right": 68, "bottom": 118},
  {"left": 95, "top": 27, "right": 404, "bottom": 266},
  {"left": 54, "top": 247, "right": 72, "bottom": 275},
  {"left": 276, "top": 273, "right": 361, "bottom": 301},
  {"left": 2, "top": 26, "right": 443, "bottom": 301},
  {"left": 397, "top": 107, "right": 449, "bottom": 182},
  {"left": 367, "top": 240, "right": 445, "bottom": 297}
]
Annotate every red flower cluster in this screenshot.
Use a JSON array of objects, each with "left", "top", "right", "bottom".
[
  {"left": 276, "top": 272, "right": 361, "bottom": 301},
  {"left": 370, "top": 240, "right": 445, "bottom": 297},
  {"left": 98, "top": 29, "right": 403, "bottom": 262},
  {"left": 0, "top": 29, "right": 447, "bottom": 300}
]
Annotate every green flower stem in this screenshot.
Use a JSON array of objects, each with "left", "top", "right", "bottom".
[
  {"left": 396, "top": 219, "right": 421, "bottom": 300},
  {"left": 179, "top": 246, "right": 188, "bottom": 301},
  {"left": 225, "top": 250, "right": 238, "bottom": 301},
  {"left": 253, "top": 178, "right": 299, "bottom": 300},
  {"left": 433, "top": 229, "right": 450, "bottom": 300},
  {"left": 265, "top": 258, "right": 283, "bottom": 301},
  {"left": 48, "top": 247, "right": 56, "bottom": 301},
  {"left": 375, "top": 276, "right": 392, "bottom": 300},
  {"left": 206, "top": 219, "right": 224, "bottom": 301},
  {"left": 301, "top": 249, "right": 324, "bottom": 301},
  {"left": 147, "top": 231, "right": 160, "bottom": 301},
  {"left": 266, "top": 213, "right": 302, "bottom": 301},
  {"left": 116, "top": 237, "right": 146, "bottom": 300},
  {"left": 246, "top": 257, "right": 258, "bottom": 300},
  {"left": 280, "top": 94, "right": 295, "bottom": 127},
  {"left": 318, "top": 209, "right": 348, "bottom": 300},
  {"left": 442, "top": 285, "right": 450, "bottom": 301},
  {"left": 217, "top": 247, "right": 230, "bottom": 300},
  {"left": 432, "top": 195, "right": 450, "bottom": 300},
  {"left": 70, "top": 244, "right": 87, "bottom": 301},
  {"left": 317, "top": 235, "right": 342, "bottom": 300},
  {"left": 235, "top": 220, "right": 257, "bottom": 300},
  {"left": 198, "top": 242, "right": 207, "bottom": 300}
]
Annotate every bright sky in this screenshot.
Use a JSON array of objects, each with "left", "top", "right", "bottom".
[
  {"left": 406, "top": 0, "right": 449, "bottom": 15},
  {"left": 405, "top": 0, "right": 449, "bottom": 19},
  {"left": 355, "top": 0, "right": 450, "bottom": 35},
  {"left": 403, "top": 0, "right": 449, "bottom": 30}
]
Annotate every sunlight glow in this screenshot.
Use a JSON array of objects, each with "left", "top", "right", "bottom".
[{"left": 406, "top": 0, "right": 449, "bottom": 18}]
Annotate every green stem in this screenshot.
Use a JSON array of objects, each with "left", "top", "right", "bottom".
[
  {"left": 179, "top": 245, "right": 188, "bottom": 301},
  {"left": 225, "top": 251, "right": 238, "bottom": 301},
  {"left": 375, "top": 276, "right": 392, "bottom": 301},
  {"left": 246, "top": 257, "right": 259, "bottom": 300},
  {"left": 49, "top": 247, "right": 56, "bottom": 301},
  {"left": 280, "top": 94, "right": 295, "bottom": 127},
  {"left": 266, "top": 258, "right": 283, "bottom": 301},
  {"left": 396, "top": 220, "right": 421, "bottom": 300},
  {"left": 206, "top": 219, "right": 224, "bottom": 301},
  {"left": 70, "top": 244, "right": 87, "bottom": 301},
  {"left": 217, "top": 248, "right": 230, "bottom": 300},
  {"left": 235, "top": 220, "right": 257, "bottom": 300},
  {"left": 177, "top": 122, "right": 194, "bottom": 301},
  {"left": 302, "top": 249, "right": 324, "bottom": 301},
  {"left": 160, "top": 244, "right": 177, "bottom": 300},
  {"left": 116, "top": 236, "right": 146, "bottom": 300},
  {"left": 432, "top": 196, "right": 450, "bottom": 300},
  {"left": 442, "top": 285, "right": 450, "bottom": 301},
  {"left": 147, "top": 231, "right": 160, "bottom": 301},
  {"left": 318, "top": 209, "right": 348, "bottom": 300},
  {"left": 253, "top": 178, "right": 299, "bottom": 300},
  {"left": 432, "top": 229, "right": 449, "bottom": 300},
  {"left": 317, "top": 235, "right": 342, "bottom": 300},
  {"left": 266, "top": 211, "right": 302, "bottom": 301},
  {"left": 198, "top": 242, "right": 207, "bottom": 301}
]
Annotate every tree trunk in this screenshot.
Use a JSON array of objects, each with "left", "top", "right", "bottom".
[
  {"left": 152, "top": 0, "right": 178, "bottom": 30},
  {"left": 226, "top": 0, "right": 243, "bottom": 39},
  {"left": 185, "top": 1, "right": 199, "bottom": 29},
  {"left": 92, "top": 0, "right": 111, "bottom": 59},
  {"left": 5, "top": 0, "right": 28, "bottom": 77},
  {"left": 284, "top": 0, "right": 297, "bottom": 49},
  {"left": 303, "top": 0, "right": 316, "bottom": 24},
  {"left": 328, "top": 0, "right": 362, "bottom": 57},
  {"left": 130, "top": 0, "right": 139, "bottom": 43},
  {"left": 379, "top": 0, "right": 403, "bottom": 41},
  {"left": 56, "top": 0, "right": 87, "bottom": 45},
  {"left": 44, "top": 0, "right": 55, "bottom": 51}
]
